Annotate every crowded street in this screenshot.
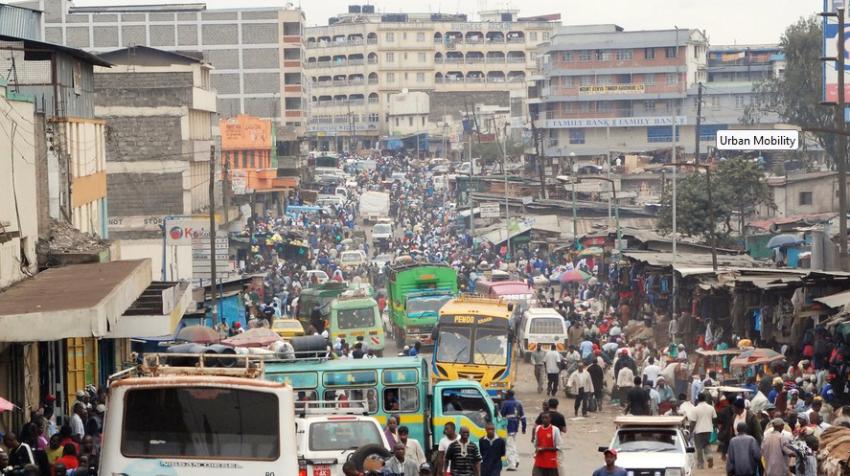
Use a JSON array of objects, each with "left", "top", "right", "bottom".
[{"left": 0, "top": 1, "right": 844, "bottom": 476}]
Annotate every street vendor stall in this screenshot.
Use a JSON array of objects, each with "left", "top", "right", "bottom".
[{"left": 694, "top": 348, "right": 743, "bottom": 382}]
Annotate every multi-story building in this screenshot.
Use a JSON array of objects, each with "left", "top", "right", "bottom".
[
  {"left": 94, "top": 46, "right": 217, "bottom": 281},
  {"left": 530, "top": 25, "right": 708, "bottom": 158},
  {"left": 530, "top": 27, "right": 787, "bottom": 161},
  {"left": 24, "top": 0, "right": 308, "bottom": 144},
  {"left": 304, "top": 6, "right": 559, "bottom": 151}
]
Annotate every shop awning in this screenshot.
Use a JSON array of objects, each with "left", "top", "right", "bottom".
[
  {"left": 622, "top": 251, "right": 759, "bottom": 269},
  {"left": 815, "top": 289, "right": 850, "bottom": 309},
  {"left": 0, "top": 260, "right": 152, "bottom": 341}
]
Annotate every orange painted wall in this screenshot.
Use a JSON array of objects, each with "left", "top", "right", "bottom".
[{"left": 219, "top": 115, "right": 272, "bottom": 151}]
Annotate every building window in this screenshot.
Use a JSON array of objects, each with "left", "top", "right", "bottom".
[
  {"left": 616, "top": 49, "right": 633, "bottom": 60},
  {"left": 417, "top": 32, "right": 425, "bottom": 42},
  {"left": 597, "top": 101, "right": 611, "bottom": 112},
  {"left": 578, "top": 50, "right": 592, "bottom": 62},
  {"left": 421, "top": 117, "right": 426, "bottom": 126},
  {"left": 543, "top": 32, "right": 549, "bottom": 40},
  {"left": 617, "top": 74, "right": 632, "bottom": 83},
  {"left": 580, "top": 76, "right": 593, "bottom": 86},
  {"left": 368, "top": 113, "right": 379, "bottom": 122},
  {"left": 598, "top": 75, "right": 613, "bottom": 86},
  {"left": 644, "top": 74, "right": 655, "bottom": 85},
  {"left": 408, "top": 116, "right": 413, "bottom": 126},
  {"left": 386, "top": 52, "right": 394, "bottom": 63},
  {"left": 416, "top": 72, "right": 425, "bottom": 83},
  {"left": 579, "top": 102, "right": 591, "bottom": 112},
  {"left": 418, "top": 52, "right": 426, "bottom": 63},
  {"left": 735, "top": 95, "right": 746, "bottom": 108},
  {"left": 799, "top": 191, "right": 813, "bottom": 206},
  {"left": 711, "top": 96, "right": 721, "bottom": 109},
  {"left": 569, "top": 129, "right": 585, "bottom": 144},
  {"left": 387, "top": 72, "right": 395, "bottom": 83},
  {"left": 562, "top": 52, "right": 572, "bottom": 62},
  {"left": 596, "top": 50, "right": 610, "bottom": 61},
  {"left": 665, "top": 46, "right": 677, "bottom": 58},
  {"left": 666, "top": 73, "right": 679, "bottom": 85},
  {"left": 402, "top": 32, "right": 407, "bottom": 40},
  {"left": 644, "top": 100, "right": 656, "bottom": 111},
  {"left": 529, "top": 31, "right": 538, "bottom": 41},
  {"left": 395, "top": 117, "right": 399, "bottom": 126},
  {"left": 645, "top": 48, "right": 655, "bottom": 60},
  {"left": 647, "top": 125, "right": 680, "bottom": 143},
  {"left": 386, "top": 32, "right": 394, "bottom": 42}
]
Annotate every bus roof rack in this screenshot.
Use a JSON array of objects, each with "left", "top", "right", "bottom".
[
  {"left": 107, "top": 353, "right": 265, "bottom": 386},
  {"left": 296, "top": 399, "right": 370, "bottom": 417},
  {"left": 453, "top": 294, "right": 506, "bottom": 305}
]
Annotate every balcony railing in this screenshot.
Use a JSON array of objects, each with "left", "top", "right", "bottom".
[
  {"left": 507, "top": 57, "right": 526, "bottom": 63},
  {"left": 368, "top": 58, "right": 378, "bottom": 64},
  {"left": 466, "top": 37, "right": 483, "bottom": 44},
  {"left": 507, "top": 37, "right": 525, "bottom": 43},
  {"left": 349, "top": 78, "right": 365, "bottom": 85},
  {"left": 367, "top": 38, "right": 378, "bottom": 44},
  {"left": 486, "top": 57, "right": 505, "bottom": 63},
  {"left": 349, "top": 59, "right": 364, "bottom": 65},
  {"left": 368, "top": 78, "right": 378, "bottom": 84},
  {"left": 445, "top": 57, "right": 464, "bottom": 64},
  {"left": 466, "top": 57, "right": 484, "bottom": 64},
  {"left": 433, "top": 76, "right": 526, "bottom": 85},
  {"left": 332, "top": 80, "right": 346, "bottom": 86}
]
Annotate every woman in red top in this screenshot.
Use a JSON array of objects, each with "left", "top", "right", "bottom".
[
  {"left": 54, "top": 444, "right": 79, "bottom": 475},
  {"left": 533, "top": 413, "right": 561, "bottom": 476}
]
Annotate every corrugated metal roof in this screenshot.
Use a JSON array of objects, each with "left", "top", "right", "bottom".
[
  {"left": 622, "top": 251, "right": 760, "bottom": 269},
  {"left": 815, "top": 289, "right": 850, "bottom": 309},
  {"left": 0, "top": 4, "right": 40, "bottom": 41}
]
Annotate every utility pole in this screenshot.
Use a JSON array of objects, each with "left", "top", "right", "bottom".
[
  {"left": 671, "top": 111, "right": 678, "bottom": 315},
  {"left": 837, "top": 3, "right": 849, "bottom": 270},
  {"left": 570, "top": 152, "right": 577, "bottom": 245},
  {"left": 222, "top": 158, "right": 230, "bottom": 223},
  {"left": 208, "top": 145, "right": 218, "bottom": 324},
  {"left": 606, "top": 125, "right": 612, "bottom": 220},
  {"left": 499, "top": 121, "right": 510, "bottom": 259},
  {"left": 695, "top": 82, "right": 703, "bottom": 162},
  {"left": 531, "top": 118, "right": 547, "bottom": 199}
]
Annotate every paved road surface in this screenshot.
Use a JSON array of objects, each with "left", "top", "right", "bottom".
[{"left": 383, "top": 340, "right": 725, "bottom": 476}]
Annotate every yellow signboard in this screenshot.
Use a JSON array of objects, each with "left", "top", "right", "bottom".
[{"left": 578, "top": 84, "right": 646, "bottom": 95}]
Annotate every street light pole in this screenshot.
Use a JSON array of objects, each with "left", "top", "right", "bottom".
[
  {"left": 837, "top": 4, "right": 849, "bottom": 269},
  {"left": 570, "top": 152, "right": 577, "bottom": 245}
]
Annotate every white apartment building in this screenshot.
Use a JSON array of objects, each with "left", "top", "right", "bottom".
[
  {"left": 305, "top": 6, "right": 560, "bottom": 151},
  {"left": 22, "top": 0, "right": 308, "bottom": 144}
]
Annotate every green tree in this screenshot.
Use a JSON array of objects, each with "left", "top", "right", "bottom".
[
  {"left": 657, "top": 158, "right": 774, "bottom": 241},
  {"left": 743, "top": 16, "right": 839, "bottom": 167},
  {"left": 471, "top": 138, "right": 524, "bottom": 166}
]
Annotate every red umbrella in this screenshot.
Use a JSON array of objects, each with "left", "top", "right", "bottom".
[
  {"left": 559, "top": 269, "right": 591, "bottom": 284},
  {"left": 222, "top": 327, "right": 282, "bottom": 348},
  {"left": 175, "top": 325, "right": 221, "bottom": 344},
  {"left": 0, "top": 397, "right": 16, "bottom": 413}
]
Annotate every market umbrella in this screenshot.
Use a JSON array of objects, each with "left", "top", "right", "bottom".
[
  {"left": 222, "top": 327, "right": 282, "bottom": 348},
  {"left": 578, "top": 247, "right": 604, "bottom": 257},
  {"left": 0, "top": 397, "right": 15, "bottom": 413},
  {"left": 559, "top": 269, "right": 591, "bottom": 284},
  {"left": 730, "top": 348, "right": 785, "bottom": 368},
  {"left": 766, "top": 234, "right": 803, "bottom": 249},
  {"left": 175, "top": 325, "right": 221, "bottom": 344}
]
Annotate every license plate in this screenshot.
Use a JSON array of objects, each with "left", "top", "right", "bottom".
[{"left": 313, "top": 465, "right": 331, "bottom": 476}]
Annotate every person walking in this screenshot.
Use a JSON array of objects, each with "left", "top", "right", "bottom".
[
  {"left": 624, "top": 376, "right": 650, "bottom": 416},
  {"left": 591, "top": 448, "right": 627, "bottom": 476},
  {"left": 498, "top": 390, "right": 526, "bottom": 471},
  {"left": 587, "top": 359, "right": 605, "bottom": 411},
  {"left": 478, "top": 423, "right": 505, "bottom": 476},
  {"left": 726, "top": 423, "right": 762, "bottom": 476},
  {"left": 398, "top": 426, "right": 426, "bottom": 468},
  {"left": 444, "top": 427, "right": 481, "bottom": 476},
  {"left": 532, "top": 413, "right": 560, "bottom": 476},
  {"left": 530, "top": 345, "right": 546, "bottom": 394},
  {"left": 761, "top": 418, "right": 794, "bottom": 476},
  {"left": 566, "top": 362, "right": 594, "bottom": 417},
  {"left": 543, "top": 345, "right": 562, "bottom": 397},
  {"left": 384, "top": 443, "right": 419, "bottom": 476},
  {"left": 435, "top": 422, "right": 459, "bottom": 476},
  {"left": 691, "top": 393, "right": 717, "bottom": 469}
]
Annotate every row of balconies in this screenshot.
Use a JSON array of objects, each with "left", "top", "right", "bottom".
[
  {"left": 312, "top": 78, "right": 379, "bottom": 88},
  {"left": 305, "top": 33, "right": 531, "bottom": 49},
  {"left": 436, "top": 56, "right": 526, "bottom": 64}
]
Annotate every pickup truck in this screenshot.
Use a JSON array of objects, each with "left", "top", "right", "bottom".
[
  {"left": 599, "top": 416, "right": 695, "bottom": 476},
  {"left": 359, "top": 191, "right": 390, "bottom": 223},
  {"left": 296, "top": 411, "right": 390, "bottom": 476}
]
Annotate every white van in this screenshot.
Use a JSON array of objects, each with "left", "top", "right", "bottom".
[
  {"left": 518, "top": 307, "right": 569, "bottom": 359},
  {"left": 100, "top": 354, "right": 298, "bottom": 476}
]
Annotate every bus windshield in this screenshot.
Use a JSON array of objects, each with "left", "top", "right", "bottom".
[
  {"left": 315, "top": 157, "right": 339, "bottom": 168},
  {"left": 407, "top": 295, "right": 453, "bottom": 316},
  {"left": 337, "top": 307, "right": 376, "bottom": 329},
  {"left": 473, "top": 328, "right": 509, "bottom": 366},
  {"left": 435, "top": 327, "right": 471, "bottom": 363},
  {"left": 121, "top": 387, "right": 279, "bottom": 460}
]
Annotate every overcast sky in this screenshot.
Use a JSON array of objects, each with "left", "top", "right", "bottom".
[{"left": 71, "top": 0, "right": 818, "bottom": 45}]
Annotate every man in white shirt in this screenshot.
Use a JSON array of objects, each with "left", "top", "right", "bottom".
[
  {"left": 398, "top": 425, "right": 426, "bottom": 468},
  {"left": 616, "top": 366, "right": 635, "bottom": 407},
  {"left": 435, "top": 421, "right": 459, "bottom": 476},
  {"left": 567, "top": 362, "right": 594, "bottom": 417},
  {"left": 642, "top": 357, "right": 661, "bottom": 387},
  {"left": 692, "top": 393, "right": 718, "bottom": 469},
  {"left": 70, "top": 402, "right": 86, "bottom": 442},
  {"left": 543, "top": 345, "right": 563, "bottom": 397}
]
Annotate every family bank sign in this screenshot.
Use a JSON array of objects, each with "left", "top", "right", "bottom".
[{"left": 544, "top": 115, "right": 688, "bottom": 129}]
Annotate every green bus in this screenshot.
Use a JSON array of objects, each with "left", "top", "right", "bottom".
[
  {"left": 329, "top": 291, "right": 385, "bottom": 355},
  {"left": 296, "top": 281, "right": 350, "bottom": 330},
  {"left": 386, "top": 263, "right": 458, "bottom": 347},
  {"left": 263, "top": 356, "right": 507, "bottom": 457}
]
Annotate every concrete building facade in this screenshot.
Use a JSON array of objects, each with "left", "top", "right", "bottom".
[
  {"left": 305, "top": 8, "right": 559, "bottom": 151},
  {"left": 25, "top": 0, "right": 307, "bottom": 142},
  {"left": 94, "top": 46, "right": 216, "bottom": 282}
]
